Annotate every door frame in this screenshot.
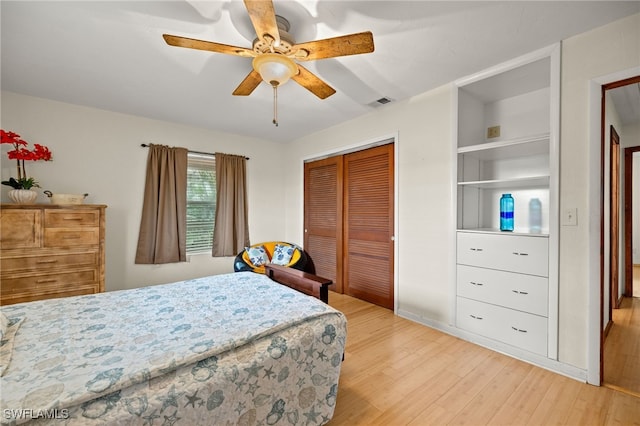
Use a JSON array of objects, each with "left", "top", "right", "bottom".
[
  {"left": 623, "top": 146, "right": 640, "bottom": 297},
  {"left": 587, "top": 69, "right": 640, "bottom": 385},
  {"left": 609, "top": 125, "right": 621, "bottom": 316},
  {"left": 302, "top": 132, "right": 400, "bottom": 312}
]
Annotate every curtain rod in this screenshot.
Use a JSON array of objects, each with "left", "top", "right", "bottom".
[{"left": 140, "top": 144, "right": 249, "bottom": 160}]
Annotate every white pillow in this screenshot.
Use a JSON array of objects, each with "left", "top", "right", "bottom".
[
  {"left": 271, "top": 244, "right": 295, "bottom": 266},
  {"left": 245, "top": 245, "right": 270, "bottom": 266}
]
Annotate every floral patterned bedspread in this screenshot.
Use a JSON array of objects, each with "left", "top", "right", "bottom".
[{"left": 0, "top": 272, "right": 347, "bottom": 425}]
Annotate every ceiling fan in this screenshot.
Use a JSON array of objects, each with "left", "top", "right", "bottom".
[{"left": 163, "top": 0, "right": 375, "bottom": 125}]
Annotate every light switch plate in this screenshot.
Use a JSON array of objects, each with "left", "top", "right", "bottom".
[{"left": 563, "top": 208, "right": 578, "bottom": 226}]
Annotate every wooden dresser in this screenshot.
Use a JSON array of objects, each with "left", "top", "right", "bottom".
[{"left": 0, "top": 204, "right": 106, "bottom": 305}]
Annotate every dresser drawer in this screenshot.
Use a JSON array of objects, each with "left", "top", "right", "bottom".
[
  {"left": 0, "top": 209, "right": 42, "bottom": 249},
  {"left": 1, "top": 251, "right": 99, "bottom": 273},
  {"left": 457, "top": 232, "right": 548, "bottom": 276},
  {"left": 0, "top": 285, "right": 100, "bottom": 305},
  {"left": 1, "top": 269, "right": 98, "bottom": 294},
  {"left": 44, "top": 228, "right": 99, "bottom": 247},
  {"left": 456, "top": 296, "right": 547, "bottom": 356},
  {"left": 457, "top": 265, "right": 548, "bottom": 316},
  {"left": 45, "top": 209, "right": 100, "bottom": 227}
]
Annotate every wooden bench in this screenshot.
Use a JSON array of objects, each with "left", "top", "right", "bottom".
[{"left": 265, "top": 264, "right": 332, "bottom": 303}]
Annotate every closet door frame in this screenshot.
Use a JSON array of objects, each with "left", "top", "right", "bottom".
[{"left": 302, "top": 133, "right": 399, "bottom": 312}]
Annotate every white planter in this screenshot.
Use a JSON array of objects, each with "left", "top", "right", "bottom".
[{"left": 8, "top": 189, "right": 38, "bottom": 204}]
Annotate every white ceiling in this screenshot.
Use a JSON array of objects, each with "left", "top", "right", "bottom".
[
  {"left": 1, "top": 1, "right": 639, "bottom": 143},
  {"left": 609, "top": 83, "right": 640, "bottom": 126}
]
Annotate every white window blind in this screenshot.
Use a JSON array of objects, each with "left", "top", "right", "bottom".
[{"left": 186, "top": 153, "right": 216, "bottom": 253}]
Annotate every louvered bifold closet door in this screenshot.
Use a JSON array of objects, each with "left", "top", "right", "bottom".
[
  {"left": 304, "top": 157, "right": 344, "bottom": 293},
  {"left": 344, "top": 144, "right": 394, "bottom": 309}
]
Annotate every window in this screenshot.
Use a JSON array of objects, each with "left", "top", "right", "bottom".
[{"left": 186, "top": 153, "right": 216, "bottom": 253}]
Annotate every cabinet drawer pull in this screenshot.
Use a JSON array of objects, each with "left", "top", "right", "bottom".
[
  {"left": 470, "top": 281, "right": 484, "bottom": 286},
  {"left": 511, "top": 326, "right": 527, "bottom": 333},
  {"left": 470, "top": 248, "right": 484, "bottom": 252},
  {"left": 512, "top": 252, "right": 529, "bottom": 256},
  {"left": 470, "top": 314, "right": 483, "bottom": 320},
  {"left": 63, "top": 217, "right": 83, "bottom": 221},
  {"left": 511, "top": 290, "right": 529, "bottom": 295},
  {"left": 36, "top": 259, "right": 58, "bottom": 264},
  {"left": 63, "top": 236, "right": 80, "bottom": 239},
  {"left": 36, "top": 279, "right": 58, "bottom": 284}
]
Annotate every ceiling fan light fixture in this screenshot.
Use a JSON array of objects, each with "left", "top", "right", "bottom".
[
  {"left": 164, "top": 1, "right": 373, "bottom": 126},
  {"left": 252, "top": 53, "right": 298, "bottom": 87}
]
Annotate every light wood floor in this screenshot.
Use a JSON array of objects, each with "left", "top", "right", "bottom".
[
  {"left": 328, "top": 292, "right": 640, "bottom": 425},
  {"left": 603, "top": 265, "right": 640, "bottom": 396},
  {"left": 604, "top": 296, "right": 640, "bottom": 396}
]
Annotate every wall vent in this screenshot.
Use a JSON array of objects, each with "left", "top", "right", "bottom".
[{"left": 368, "top": 97, "right": 393, "bottom": 107}]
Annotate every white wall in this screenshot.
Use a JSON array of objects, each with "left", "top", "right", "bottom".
[
  {"left": 0, "top": 91, "right": 287, "bottom": 291},
  {"left": 561, "top": 12, "right": 639, "bottom": 370}
]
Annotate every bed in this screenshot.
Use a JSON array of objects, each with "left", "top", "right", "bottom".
[{"left": 0, "top": 265, "right": 346, "bottom": 425}]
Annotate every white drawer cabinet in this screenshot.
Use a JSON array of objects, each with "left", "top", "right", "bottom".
[
  {"left": 456, "top": 231, "right": 550, "bottom": 356},
  {"left": 457, "top": 265, "right": 548, "bottom": 317},
  {"left": 457, "top": 297, "right": 548, "bottom": 356},
  {"left": 457, "top": 232, "right": 549, "bottom": 277}
]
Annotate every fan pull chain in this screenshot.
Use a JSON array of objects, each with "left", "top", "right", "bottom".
[{"left": 272, "top": 84, "right": 279, "bottom": 127}]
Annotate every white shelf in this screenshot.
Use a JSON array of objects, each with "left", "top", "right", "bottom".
[
  {"left": 458, "top": 133, "right": 550, "bottom": 160},
  {"left": 458, "top": 175, "right": 549, "bottom": 189},
  {"left": 457, "top": 228, "right": 549, "bottom": 237}
]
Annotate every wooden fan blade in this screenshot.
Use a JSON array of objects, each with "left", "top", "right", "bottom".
[
  {"left": 232, "top": 70, "right": 263, "bottom": 96},
  {"left": 291, "top": 65, "right": 336, "bottom": 99},
  {"left": 293, "top": 31, "right": 374, "bottom": 61},
  {"left": 244, "top": 0, "right": 280, "bottom": 46},
  {"left": 163, "top": 34, "right": 254, "bottom": 57}
]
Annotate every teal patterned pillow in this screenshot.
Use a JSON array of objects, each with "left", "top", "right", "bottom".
[
  {"left": 245, "top": 245, "right": 269, "bottom": 266},
  {"left": 271, "top": 244, "right": 295, "bottom": 266}
]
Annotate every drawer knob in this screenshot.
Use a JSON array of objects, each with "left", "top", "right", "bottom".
[
  {"left": 470, "top": 314, "right": 483, "bottom": 320},
  {"left": 512, "top": 252, "right": 529, "bottom": 256},
  {"left": 470, "top": 281, "right": 484, "bottom": 286},
  {"left": 511, "top": 290, "right": 529, "bottom": 295},
  {"left": 470, "top": 248, "right": 484, "bottom": 252},
  {"left": 511, "top": 326, "right": 528, "bottom": 333}
]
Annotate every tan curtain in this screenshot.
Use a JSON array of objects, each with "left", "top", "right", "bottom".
[
  {"left": 135, "top": 144, "right": 188, "bottom": 264},
  {"left": 212, "top": 152, "right": 250, "bottom": 256}
]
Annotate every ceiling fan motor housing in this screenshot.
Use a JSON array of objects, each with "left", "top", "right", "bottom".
[{"left": 252, "top": 15, "right": 295, "bottom": 55}]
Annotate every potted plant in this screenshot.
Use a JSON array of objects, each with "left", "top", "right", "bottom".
[{"left": 1, "top": 130, "right": 52, "bottom": 203}]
